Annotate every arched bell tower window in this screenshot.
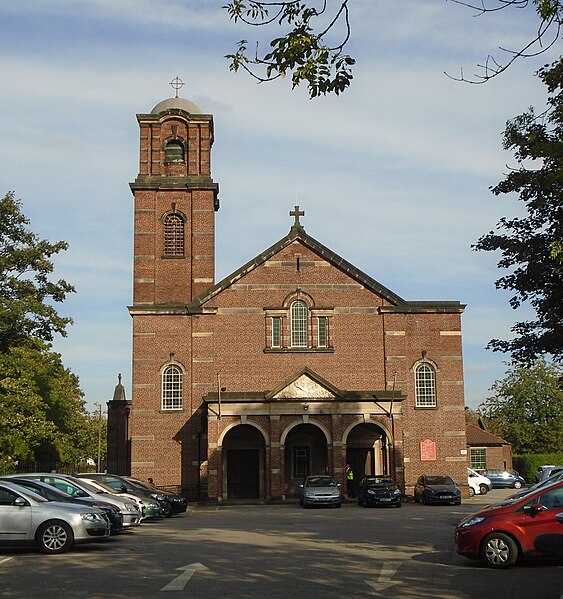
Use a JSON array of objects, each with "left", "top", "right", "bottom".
[
  {"left": 163, "top": 213, "right": 185, "bottom": 256},
  {"left": 291, "top": 300, "right": 308, "bottom": 347},
  {"left": 165, "top": 140, "right": 185, "bottom": 163}
]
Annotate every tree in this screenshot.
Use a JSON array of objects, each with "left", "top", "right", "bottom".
[
  {"left": 473, "top": 58, "right": 563, "bottom": 363},
  {"left": 0, "top": 191, "right": 75, "bottom": 352},
  {"left": 223, "top": 1, "right": 563, "bottom": 97},
  {"left": 0, "top": 340, "right": 100, "bottom": 468},
  {"left": 478, "top": 359, "right": 563, "bottom": 454}
]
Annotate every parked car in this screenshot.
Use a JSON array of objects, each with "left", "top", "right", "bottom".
[
  {"left": 0, "top": 480, "right": 110, "bottom": 554},
  {"left": 535, "top": 465, "right": 556, "bottom": 483},
  {"left": 357, "top": 476, "right": 401, "bottom": 507},
  {"left": 299, "top": 475, "right": 342, "bottom": 508},
  {"left": 77, "top": 473, "right": 187, "bottom": 517},
  {"left": 455, "top": 480, "right": 563, "bottom": 568},
  {"left": 468, "top": 468, "right": 492, "bottom": 496},
  {"left": 540, "top": 466, "right": 563, "bottom": 482},
  {"left": 79, "top": 478, "right": 162, "bottom": 520},
  {"left": 506, "top": 470, "right": 563, "bottom": 502},
  {"left": 414, "top": 475, "right": 461, "bottom": 505},
  {"left": 125, "top": 477, "right": 188, "bottom": 515},
  {"left": 481, "top": 469, "right": 525, "bottom": 489},
  {"left": 0, "top": 477, "right": 123, "bottom": 533},
  {"left": 4, "top": 473, "right": 142, "bottom": 527}
]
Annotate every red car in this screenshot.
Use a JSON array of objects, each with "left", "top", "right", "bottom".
[{"left": 455, "top": 480, "right": 563, "bottom": 568}]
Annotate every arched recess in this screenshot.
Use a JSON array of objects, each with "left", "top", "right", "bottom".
[
  {"left": 282, "top": 420, "right": 331, "bottom": 498},
  {"left": 343, "top": 421, "right": 392, "bottom": 482},
  {"left": 221, "top": 424, "right": 266, "bottom": 500}
]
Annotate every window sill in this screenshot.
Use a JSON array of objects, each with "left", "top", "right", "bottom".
[{"left": 264, "top": 348, "right": 334, "bottom": 354}]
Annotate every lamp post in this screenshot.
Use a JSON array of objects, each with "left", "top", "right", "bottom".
[{"left": 94, "top": 403, "right": 103, "bottom": 472}]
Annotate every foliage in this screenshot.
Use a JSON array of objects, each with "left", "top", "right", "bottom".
[
  {"left": 478, "top": 359, "right": 563, "bottom": 454},
  {"left": 0, "top": 192, "right": 75, "bottom": 352},
  {"left": 0, "top": 338, "right": 103, "bottom": 466},
  {"left": 224, "top": 0, "right": 354, "bottom": 97},
  {"left": 223, "top": 1, "right": 563, "bottom": 96},
  {"left": 473, "top": 59, "right": 563, "bottom": 363}
]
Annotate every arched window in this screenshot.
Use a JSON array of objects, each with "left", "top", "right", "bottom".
[
  {"left": 163, "top": 213, "right": 184, "bottom": 256},
  {"left": 162, "top": 364, "right": 183, "bottom": 410},
  {"left": 291, "top": 301, "right": 308, "bottom": 347},
  {"left": 415, "top": 363, "right": 436, "bottom": 408},
  {"left": 165, "top": 140, "right": 185, "bottom": 163}
]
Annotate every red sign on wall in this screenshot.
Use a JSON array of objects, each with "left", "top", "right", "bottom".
[{"left": 420, "top": 438, "right": 437, "bottom": 461}]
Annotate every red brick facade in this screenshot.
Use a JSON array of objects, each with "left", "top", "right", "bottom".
[{"left": 119, "top": 96, "right": 469, "bottom": 501}]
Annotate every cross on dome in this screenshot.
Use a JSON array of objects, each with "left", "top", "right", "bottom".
[{"left": 169, "top": 76, "right": 185, "bottom": 98}]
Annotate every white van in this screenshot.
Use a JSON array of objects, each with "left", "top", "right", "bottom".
[{"left": 467, "top": 468, "right": 492, "bottom": 496}]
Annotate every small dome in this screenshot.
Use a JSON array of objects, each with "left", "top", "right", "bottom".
[{"left": 151, "top": 97, "right": 202, "bottom": 115}]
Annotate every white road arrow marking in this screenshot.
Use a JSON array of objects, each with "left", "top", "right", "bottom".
[
  {"left": 366, "top": 561, "right": 401, "bottom": 593},
  {"left": 161, "top": 562, "right": 209, "bottom": 592}
]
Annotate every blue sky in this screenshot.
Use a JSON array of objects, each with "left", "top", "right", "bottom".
[{"left": 0, "top": 1, "right": 556, "bottom": 411}]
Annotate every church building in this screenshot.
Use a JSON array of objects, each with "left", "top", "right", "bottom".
[{"left": 108, "top": 93, "right": 469, "bottom": 501}]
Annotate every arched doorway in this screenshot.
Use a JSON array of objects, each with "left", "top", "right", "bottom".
[
  {"left": 346, "top": 423, "right": 390, "bottom": 484},
  {"left": 222, "top": 424, "right": 265, "bottom": 500},
  {"left": 284, "top": 423, "right": 329, "bottom": 497}
]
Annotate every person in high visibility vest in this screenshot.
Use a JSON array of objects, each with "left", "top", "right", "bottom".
[{"left": 346, "top": 464, "right": 355, "bottom": 498}]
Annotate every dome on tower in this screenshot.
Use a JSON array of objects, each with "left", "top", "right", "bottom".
[{"left": 151, "top": 97, "right": 202, "bottom": 115}]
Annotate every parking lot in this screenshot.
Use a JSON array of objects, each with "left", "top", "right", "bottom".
[{"left": 1, "top": 490, "right": 562, "bottom": 599}]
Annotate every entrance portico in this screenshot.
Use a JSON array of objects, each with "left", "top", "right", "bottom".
[{"left": 204, "top": 368, "right": 405, "bottom": 502}]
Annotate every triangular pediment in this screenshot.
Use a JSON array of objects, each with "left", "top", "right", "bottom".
[{"left": 266, "top": 368, "right": 342, "bottom": 400}]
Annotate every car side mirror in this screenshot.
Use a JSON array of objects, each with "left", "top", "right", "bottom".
[
  {"left": 524, "top": 503, "right": 545, "bottom": 518},
  {"left": 337, "top": 483, "right": 341, "bottom": 488},
  {"left": 299, "top": 484, "right": 304, "bottom": 489},
  {"left": 14, "top": 497, "right": 28, "bottom": 507},
  {"left": 556, "top": 512, "right": 563, "bottom": 524}
]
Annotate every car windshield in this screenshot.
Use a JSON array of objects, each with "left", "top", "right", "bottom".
[
  {"left": 426, "top": 476, "right": 454, "bottom": 486},
  {"left": 306, "top": 476, "right": 335, "bottom": 487},
  {"left": 78, "top": 478, "right": 106, "bottom": 494},
  {"left": 367, "top": 477, "right": 394, "bottom": 485},
  {"left": 83, "top": 479, "right": 117, "bottom": 494}
]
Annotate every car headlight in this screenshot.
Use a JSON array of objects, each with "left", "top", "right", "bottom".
[
  {"left": 331, "top": 489, "right": 340, "bottom": 497},
  {"left": 458, "top": 516, "right": 485, "bottom": 528},
  {"left": 367, "top": 489, "right": 376, "bottom": 495},
  {"left": 393, "top": 489, "right": 401, "bottom": 495},
  {"left": 81, "top": 512, "right": 104, "bottom": 522},
  {"left": 151, "top": 493, "right": 166, "bottom": 501},
  {"left": 124, "top": 503, "right": 138, "bottom": 512}
]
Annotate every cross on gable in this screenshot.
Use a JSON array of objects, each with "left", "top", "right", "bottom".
[{"left": 290, "top": 205, "right": 304, "bottom": 228}]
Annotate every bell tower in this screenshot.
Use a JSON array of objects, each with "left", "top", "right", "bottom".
[{"left": 129, "top": 94, "right": 219, "bottom": 307}]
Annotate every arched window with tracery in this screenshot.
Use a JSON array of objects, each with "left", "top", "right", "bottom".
[
  {"left": 162, "top": 364, "right": 183, "bottom": 411},
  {"left": 415, "top": 362, "right": 436, "bottom": 408},
  {"left": 163, "top": 213, "right": 185, "bottom": 256},
  {"left": 291, "top": 300, "right": 308, "bottom": 347}
]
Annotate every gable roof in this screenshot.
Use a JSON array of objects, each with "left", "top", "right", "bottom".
[
  {"left": 466, "top": 423, "right": 510, "bottom": 446},
  {"left": 187, "top": 221, "right": 465, "bottom": 313}
]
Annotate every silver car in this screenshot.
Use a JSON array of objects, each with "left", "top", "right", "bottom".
[
  {"left": 0, "top": 480, "right": 110, "bottom": 554},
  {"left": 4, "top": 474, "right": 142, "bottom": 527},
  {"left": 299, "top": 475, "right": 342, "bottom": 508}
]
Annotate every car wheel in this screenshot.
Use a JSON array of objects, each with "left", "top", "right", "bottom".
[
  {"left": 163, "top": 502, "right": 173, "bottom": 517},
  {"left": 335, "top": 503, "right": 342, "bottom": 508},
  {"left": 481, "top": 532, "right": 519, "bottom": 569},
  {"left": 414, "top": 493, "right": 420, "bottom": 503},
  {"left": 469, "top": 487, "right": 475, "bottom": 497},
  {"left": 479, "top": 484, "right": 489, "bottom": 495},
  {"left": 395, "top": 502, "right": 402, "bottom": 508},
  {"left": 513, "top": 481, "right": 522, "bottom": 489},
  {"left": 36, "top": 520, "right": 74, "bottom": 554}
]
